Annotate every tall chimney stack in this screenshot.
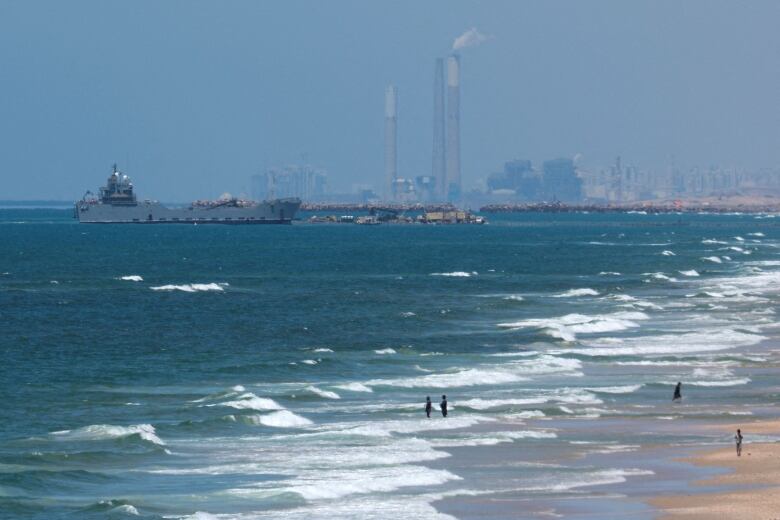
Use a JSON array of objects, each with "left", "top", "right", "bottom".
[
  {"left": 432, "top": 58, "right": 446, "bottom": 200},
  {"left": 445, "top": 54, "right": 461, "bottom": 201},
  {"left": 384, "top": 85, "right": 397, "bottom": 201}
]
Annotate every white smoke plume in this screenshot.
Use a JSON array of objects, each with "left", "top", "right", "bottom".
[{"left": 452, "top": 28, "right": 491, "bottom": 51}]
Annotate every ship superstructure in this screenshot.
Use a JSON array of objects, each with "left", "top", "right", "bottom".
[{"left": 75, "top": 165, "right": 300, "bottom": 224}]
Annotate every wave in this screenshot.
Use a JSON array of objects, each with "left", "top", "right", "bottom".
[
  {"left": 498, "top": 311, "right": 648, "bottom": 342},
  {"left": 374, "top": 348, "right": 397, "bottom": 355},
  {"left": 562, "top": 329, "right": 766, "bottom": 357},
  {"left": 284, "top": 466, "right": 461, "bottom": 501},
  {"left": 644, "top": 272, "right": 678, "bottom": 282},
  {"left": 366, "top": 355, "right": 581, "bottom": 389},
  {"left": 661, "top": 250, "right": 676, "bottom": 256},
  {"left": 687, "top": 378, "right": 751, "bottom": 387},
  {"left": 599, "top": 272, "right": 621, "bottom": 276},
  {"left": 119, "top": 275, "right": 143, "bottom": 282},
  {"left": 305, "top": 386, "right": 340, "bottom": 399},
  {"left": 749, "top": 232, "right": 765, "bottom": 237},
  {"left": 50, "top": 423, "right": 164, "bottom": 446},
  {"left": 702, "top": 239, "right": 728, "bottom": 245},
  {"left": 244, "top": 410, "right": 312, "bottom": 428},
  {"left": 553, "top": 288, "right": 599, "bottom": 298},
  {"left": 678, "top": 270, "right": 700, "bottom": 277},
  {"left": 431, "top": 430, "right": 557, "bottom": 447},
  {"left": 150, "top": 283, "right": 226, "bottom": 292},
  {"left": 312, "top": 348, "right": 333, "bottom": 353},
  {"left": 585, "top": 384, "right": 643, "bottom": 394},
  {"left": 430, "top": 271, "right": 476, "bottom": 277},
  {"left": 400, "top": 311, "right": 417, "bottom": 317},
  {"left": 301, "top": 359, "right": 318, "bottom": 365},
  {"left": 522, "top": 468, "right": 654, "bottom": 492},
  {"left": 210, "top": 392, "right": 283, "bottom": 411},
  {"left": 334, "top": 382, "right": 373, "bottom": 393},
  {"left": 702, "top": 256, "right": 723, "bottom": 263}
]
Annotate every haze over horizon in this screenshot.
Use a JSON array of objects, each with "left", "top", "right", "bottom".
[{"left": 1, "top": 0, "right": 779, "bottom": 201}]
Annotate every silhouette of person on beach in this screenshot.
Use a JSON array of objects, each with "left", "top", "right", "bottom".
[
  {"left": 425, "top": 396, "right": 432, "bottom": 418},
  {"left": 735, "top": 429, "right": 743, "bottom": 456},
  {"left": 672, "top": 382, "right": 682, "bottom": 401},
  {"left": 440, "top": 395, "right": 448, "bottom": 417}
]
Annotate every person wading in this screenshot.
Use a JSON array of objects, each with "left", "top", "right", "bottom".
[
  {"left": 735, "top": 428, "right": 743, "bottom": 456},
  {"left": 672, "top": 382, "right": 682, "bottom": 402},
  {"left": 440, "top": 395, "right": 448, "bottom": 418},
  {"left": 425, "top": 396, "right": 432, "bottom": 418}
]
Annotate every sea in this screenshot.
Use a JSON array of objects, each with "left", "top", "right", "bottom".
[{"left": 2, "top": 209, "right": 780, "bottom": 519}]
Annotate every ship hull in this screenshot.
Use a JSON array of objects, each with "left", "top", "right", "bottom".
[{"left": 76, "top": 198, "right": 301, "bottom": 224}]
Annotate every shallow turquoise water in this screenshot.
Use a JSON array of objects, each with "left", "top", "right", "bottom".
[{"left": 1, "top": 210, "right": 779, "bottom": 519}]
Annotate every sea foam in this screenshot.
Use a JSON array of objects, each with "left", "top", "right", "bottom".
[
  {"left": 150, "top": 283, "right": 225, "bottom": 292},
  {"left": 51, "top": 423, "right": 164, "bottom": 446},
  {"left": 553, "top": 288, "right": 599, "bottom": 298}
]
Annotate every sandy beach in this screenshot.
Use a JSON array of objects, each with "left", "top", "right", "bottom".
[{"left": 652, "top": 420, "right": 780, "bottom": 519}]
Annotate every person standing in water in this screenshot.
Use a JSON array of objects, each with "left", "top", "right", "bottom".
[
  {"left": 672, "top": 382, "right": 682, "bottom": 401},
  {"left": 425, "top": 396, "right": 432, "bottom": 418},
  {"left": 735, "top": 429, "right": 743, "bottom": 456},
  {"left": 440, "top": 395, "right": 448, "bottom": 418}
]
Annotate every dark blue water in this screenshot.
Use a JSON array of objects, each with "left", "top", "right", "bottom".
[{"left": 2, "top": 210, "right": 779, "bottom": 519}]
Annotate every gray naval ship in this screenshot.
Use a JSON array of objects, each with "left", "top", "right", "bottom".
[{"left": 75, "top": 165, "right": 300, "bottom": 224}]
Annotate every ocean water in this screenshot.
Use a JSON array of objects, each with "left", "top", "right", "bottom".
[{"left": 2, "top": 210, "right": 780, "bottom": 519}]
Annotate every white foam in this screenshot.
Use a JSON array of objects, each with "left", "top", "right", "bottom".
[
  {"left": 687, "top": 378, "right": 751, "bottom": 387},
  {"left": 374, "top": 348, "right": 397, "bottom": 355},
  {"left": 301, "top": 359, "right": 318, "bottom": 365},
  {"left": 120, "top": 275, "right": 143, "bottom": 282},
  {"left": 702, "top": 256, "right": 723, "bottom": 263},
  {"left": 735, "top": 236, "right": 745, "bottom": 241},
  {"left": 330, "top": 415, "right": 491, "bottom": 438},
  {"left": 401, "top": 311, "right": 417, "bottom": 317},
  {"left": 562, "top": 329, "right": 766, "bottom": 357},
  {"left": 334, "top": 382, "right": 373, "bottom": 393},
  {"left": 312, "top": 348, "right": 333, "bottom": 353},
  {"left": 50, "top": 424, "right": 164, "bottom": 446},
  {"left": 502, "top": 294, "right": 524, "bottom": 301},
  {"left": 644, "top": 272, "right": 678, "bottom": 282},
  {"left": 430, "top": 271, "right": 475, "bottom": 277},
  {"left": 599, "top": 272, "right": 622, "bottom": 276},
  {"left": 661, "top": 250, "right": 676, "bottom": 256},
  {"left": 498, "top": 311, "right": 648, "bottom": 341},
  {"left": 285, "top": 466, "right": 461, "bottom": 501},
  {"left": 366, "top": 367, "right": 527, "bottom": 388},
  {"left": 247, "top": 410, "right": 313, "bottom": 428},
  {"left": 150, "top": 283, "right": 224, "bottom": 292},
  {"left": 305, "top": 386, "right": 340, "bottom": 399},
  {"left": 523, "top": 468, "right": 654, "bottom": 492},
  {"left": 431, "top": 430, "right": 557, "bottom": 447},
  {"left": 211, "top": 393, "right": 283, "bottom": 411},
  {"left": 585, "top": 384, "right": 643, "bottom": 394},
  {"left": 679, "top": 270, "right": 700, "bottom": 277},
  {"left": 110, "top": 505, "right": 139, "bottom": 515},
  {"left": 553, "top": 288, "right": 599, "bottom": 298},
  {"left": 749, "top": 232, "right": 765, "bottom": 237},
  {"left": 702, "top": 239, "right": 728, "bottom": 244}
]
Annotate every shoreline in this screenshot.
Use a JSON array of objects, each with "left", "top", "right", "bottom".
[{"left": 650, "top": 419, "right": 780, "bottom": 519}]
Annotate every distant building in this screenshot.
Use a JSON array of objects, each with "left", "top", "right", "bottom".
[
  {"left": 251, "top": 165, "right": 327, "bottom": 202},
  {"left": 541, "top": 158, "right": 582, "bottom": 202},
  {"left": 487, "top": 160, "right": 540, "bottom": 200}
]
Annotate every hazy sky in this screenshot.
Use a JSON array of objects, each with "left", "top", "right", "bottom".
[{"left": 1, "top": 0, "right": 779, "bottom": 200}]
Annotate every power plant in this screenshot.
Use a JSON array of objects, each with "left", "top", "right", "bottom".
[
  {"left": 445, "top": 54, "right": 461, "bottom": 202},
  {"left": 384, "top": 85, "right": 397, "bottom": 200},
  {"left": 384, "top": 55, "right": 463, "bottom": 203},
  {"left": 432, "top": 58, "right": 446, "bottom": 199}
]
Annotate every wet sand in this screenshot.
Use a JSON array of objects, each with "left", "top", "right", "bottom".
[{"left": 652, "top": 420, "right": 780, "bottom": 519}]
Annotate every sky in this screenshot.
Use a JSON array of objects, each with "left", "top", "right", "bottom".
[{"left": 1, "top": 0, "right": 779, "bottom": 201}]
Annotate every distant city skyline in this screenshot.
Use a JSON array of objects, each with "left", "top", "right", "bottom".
[{"left": 1, "top": 0, "right": 779, "bottom": 201}]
